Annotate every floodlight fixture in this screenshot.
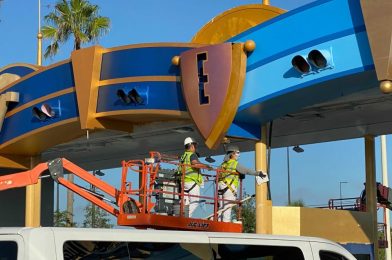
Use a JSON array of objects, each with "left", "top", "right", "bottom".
[
  {"left": 291, "top": 55, "right": 311, "bottom": 74},
  {"left": 205, "top": 156, "right": 215, "bottom": 163},
  {"left": 41, "top": 103, "right": 55, "bottom": 118},
  {"left": 293, "top": 145, "right": 304, "bottom": 153},
  {"left": 128, "top": 89, "right": 144, "bottom": 105},
  {"left": 32, "top": 107, "right": 48, "bottom": 121},
  {"left": 307, "top": 49, "right": 332, "bottom": 69},
  {"left": 117, "top": 89, "right": 131, "bottom": 104},
  {"left": 93, "top": 170, "right": 105, "bottom": 177}
]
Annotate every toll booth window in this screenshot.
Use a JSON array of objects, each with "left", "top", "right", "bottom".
[
  {"left": 319, "top": 250, "right": 348, "bottom": 260},
  {"left": 0, "top": 241, "right": 18, "bottom": 260},
  {"left": 212, "top": 244, "right": 305, "bottom": 260},
  {"left": 63, "top": 241, "right": 208, "bottom": 259}
]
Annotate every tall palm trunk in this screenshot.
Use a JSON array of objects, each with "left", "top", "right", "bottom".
[
  {"left": 66, "top": 174, "right": 74, "bottom": 226},
  {"left": 74, "top": 39, "right": 81, "bottom": 50},
  {"left": 42, "top": 0, "right": 110, "bottom": 225}
]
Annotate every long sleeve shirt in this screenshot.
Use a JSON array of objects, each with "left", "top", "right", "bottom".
[
  {"left": 236, "top": 163, "right": 259, "bottom": 176},
  {"left": 222, "top": 155, "right": 259, "bottom": 176}
]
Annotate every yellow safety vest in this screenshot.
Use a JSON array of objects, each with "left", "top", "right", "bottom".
[
  {"left": 179, "top": 151, "right": 202, "bottom": 185},
  {"left": 220, "top": 159, "right": 239, "bottom": 188}
]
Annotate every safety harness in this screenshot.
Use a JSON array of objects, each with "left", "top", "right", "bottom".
[
  {"left": 178, "top": 151, "right": 201, "bottom": 193},
  {"left": 219, "top": 159, "right": 239, "bottom": 195}
]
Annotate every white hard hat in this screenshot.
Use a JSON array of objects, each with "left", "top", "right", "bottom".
[
  {"left": 184, "top": 137, "right": 197, "bottom": 146},
  {"left": 226, "top": 144, "right": 240, "bottom": 154}
]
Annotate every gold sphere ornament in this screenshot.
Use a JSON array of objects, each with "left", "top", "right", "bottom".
[
  {"left": 171, "top": 56, "right": 180, "bottom": 66},
  {"left": 37, "top": 32, "right": 43, "bottom": 39},
  {"left": 380, "top": 80, "right": 392, "bottom": 94},
  {"left": 244, "top": 40, "right": 256, "bottom": 52}
]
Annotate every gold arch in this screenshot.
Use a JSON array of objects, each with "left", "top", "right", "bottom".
[{"left": 192, "top": 4, "right": 285, "bottom": 44}]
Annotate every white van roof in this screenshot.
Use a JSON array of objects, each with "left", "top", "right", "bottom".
[
  {"left": 0, "top": 226, "right": 345, "bottom": 245},
  {"left": 0, "top": 227, "right": 356, "bottom": 260}
]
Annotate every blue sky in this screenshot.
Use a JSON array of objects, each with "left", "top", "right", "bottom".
[
  {"left": 0, "top": 0, "right": 316, "bottom": 66},
  {"left": 1, "top": 0, "right": 392, "bottom": 225}
]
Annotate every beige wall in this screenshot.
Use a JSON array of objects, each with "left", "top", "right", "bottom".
[{"left": 272, "top": 207, "right": 373, "bottom": 244}]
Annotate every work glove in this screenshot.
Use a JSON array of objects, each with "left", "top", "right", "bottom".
[
  {"left": 258, "top": 171, "right": 267, "bottom": 178},
  {"left": 239, "top": 173, "right": 246, "bottom": 180},
  {"left": 256, "top": 172, "right": 269, "bottom": 185}
]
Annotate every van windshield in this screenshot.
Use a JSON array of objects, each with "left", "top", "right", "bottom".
[{"left": 63, "top": 241, "right": 305, "bottom": 260}]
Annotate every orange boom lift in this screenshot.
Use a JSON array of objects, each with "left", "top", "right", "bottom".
[{"left": 0, "top": 152, "right": 242, "bottom": 232}]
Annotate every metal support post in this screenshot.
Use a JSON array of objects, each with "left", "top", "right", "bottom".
[
  {"left": 381, "top": 135, "right": 391, "bottom": 260},
  {"left": 364, "top": 135, "right": 378, "bottom": 258},
  {"left": 287, "top": 147, "right": 291, "bottom": 205}
]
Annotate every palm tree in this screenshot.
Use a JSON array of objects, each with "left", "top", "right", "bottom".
[{"left": 41, "top": 0, "right": 110, "bottom": 58}]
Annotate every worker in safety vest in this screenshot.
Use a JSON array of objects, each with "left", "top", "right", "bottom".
[
  {"left": 179, "top": 137, "right": 212, "bottom": 217},
  {"left": 218, "top": 144, "right": 268, "bottom": 222}
]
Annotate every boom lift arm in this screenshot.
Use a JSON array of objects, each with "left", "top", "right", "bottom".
[
  {"left": 0, "top": 158, "right": 132, "bottom": 217},
  {"left": 0, "top": 155, "right": 242, "bottom": 232}
]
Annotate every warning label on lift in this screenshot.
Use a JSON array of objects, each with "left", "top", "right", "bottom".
[{"left": 187, "top": 221, "right": 209, "bottom": 229}]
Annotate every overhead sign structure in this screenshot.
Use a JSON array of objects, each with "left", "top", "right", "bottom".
[{"left": 179, "top": 43, "right": 248, "bottom": 149}]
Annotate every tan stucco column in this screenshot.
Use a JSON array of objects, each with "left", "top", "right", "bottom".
[
  {"left": 255, "top": 125, "right": 272, "bottom": 233},
  {"left": 25, "top": 156, "right": 41, "bottom": 227},
  {"left": 364, "top": 135, "right": 378, "bottom": 257}
]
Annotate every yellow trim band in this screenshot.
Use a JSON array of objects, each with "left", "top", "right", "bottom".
[
  {"left": 0, "top": 63, "right": 40, "bottom": 74},
  {"left": 0, "top": 117, "right": 79, "bottom": 150},
  {"left": 0, "top": 59, "right": 71, "bottom": 93},
  {"left": 5, "top": 87, "right": 75, "bottom": 118},
  {"left": 105, "top": 43, "right": 206, "bottom": 53},
  {"left": 99, "top": 76, "right": 180, "bottom": 86},
  {"left": 95, "top": 109, "right": 189, "bottom": 118}
]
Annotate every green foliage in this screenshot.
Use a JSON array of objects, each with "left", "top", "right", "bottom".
[
  {"left": 233, "top": 193, "right": 256, "bottom": 233},
  {"left": 287, "top": 199, "right": 305, "bottom": 207},
  {"left": 82, "top": 204, "right": 113, "bottom": 228},
  {"left": 42, "top": 0, "right": 110, "bottom": 58},
  {"left": 377, "top": 229, "right": 391, "bottom": 260},
  {"left": 53, "top": 210, "right": 77, "bottom": 227},
  {"left": 378, "top": 246, "right": 386, "bottom": 260},
  {"left": 240, "top": 196, "right": 256, "bottom": 233}
]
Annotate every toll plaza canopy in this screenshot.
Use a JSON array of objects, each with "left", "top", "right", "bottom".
[{"left": 0, "top": 0, "right": 391, "bottom": 170}]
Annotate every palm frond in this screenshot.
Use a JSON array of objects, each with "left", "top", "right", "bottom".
[
  {"left": 87, "top": 16, "right": 110, "bottom": 41},
  {"left": 41, "top": 25, "right": 58, "bottom": 39},
  {"left": 42, "top": 0, "right": 110, "bottom": 58},
  {"left": 44, "top": 41, "right": 60, "bottom": 59}
]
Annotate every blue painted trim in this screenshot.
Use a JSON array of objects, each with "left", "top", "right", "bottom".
[
  {"left": 229, "top": 0, "right": 333, "bottom": 42},
  {"left": 238, "top": 65, "right": 375, "bottom": 112},
  {"left": 341, "top": 243, "right": 373, "bottom": 260},
  {"left": 100, "top": 47, "right": 193, "bottom": 80},
  {"left": 97, "top": 81, "right": 186, "bottom": 112},
  {"left": 227, "top": 122, "right": 260, "bottom": 140},
  {"left": 246, "top": 26, "right": 366, "bottom": 72},
  {"left": 2, "top": 62, "right": 75, "bottom": 111},
  {"left": 0, "top": 66, "right": 35, "bottom": 77},
  {"left": 0, "top": 92, "right": 78, "bottom": 144}
]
